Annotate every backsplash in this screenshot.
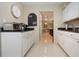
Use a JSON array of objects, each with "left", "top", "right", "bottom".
[{"left": 64, "top": 18, "right": 79, "bottom": 26}]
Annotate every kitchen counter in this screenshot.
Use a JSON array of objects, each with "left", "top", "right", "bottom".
[
  {"left": 58, "top": 28, "right": 79, "bottom": 33},
  {"left": 57, "top": 28, "right": 79, "bottom": 57},
  {"left": 0, "top": 28, "right": 34, "bottom": 32}
]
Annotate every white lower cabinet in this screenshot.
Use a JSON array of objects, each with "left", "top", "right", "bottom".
[
  {"left": 58, "top": 31, "right": 79, "bottom": 57},
  {"left": 64, "top": 36, "right": 79, "bottom": 57},
  {"left": 64, "top": 36, "right": 75, "bottom": 56},
  {"left": 1, "top": 31, "right": 35, "bottom": 57},
  {"left": 57, "top": 31, "right": 64, "bottom": 47},
  {"left": 1, "top": 32, "right": 23, "bottom": 57}
]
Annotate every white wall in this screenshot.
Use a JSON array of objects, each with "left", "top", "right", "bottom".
[
  {"left": 0, "top": 2, "right": 25, "bottom": 27},
  {"left": 23, "top": 5, "right": 64, "bottom": 43},
  {"left": 53, "top": 6, "right": 64, "bottom": 43}
]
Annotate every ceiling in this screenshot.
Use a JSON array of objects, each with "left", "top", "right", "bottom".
[{"left": 22, "top": 2, "right": 68, "bottom": 7}]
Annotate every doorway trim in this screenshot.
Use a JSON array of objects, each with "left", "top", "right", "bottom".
[{"left": 39, "top": 11, "right": 54, "bottom": 42}]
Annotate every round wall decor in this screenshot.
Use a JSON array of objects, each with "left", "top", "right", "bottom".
[{"left": 11, "top": 5, "right": 21, "bottom": 18}]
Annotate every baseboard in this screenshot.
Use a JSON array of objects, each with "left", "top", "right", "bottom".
[{"left": 24, "top": 43, "right": 35, "bottom": 57}]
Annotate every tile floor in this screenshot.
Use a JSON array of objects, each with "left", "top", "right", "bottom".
[{"left": 26, "top": 32, "right": 68, "bottom": 57}]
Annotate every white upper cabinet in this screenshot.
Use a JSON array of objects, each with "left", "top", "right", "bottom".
[{"left": 63, "top": 2, "right": 79, "bottom": 22}]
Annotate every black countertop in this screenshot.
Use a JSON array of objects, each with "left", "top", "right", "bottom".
[
  {"left": 0, "top": 28, "right": 34, "bottom": 32},
  {"left": 58, "top": 28, "right": 79, "bottom": 33}
]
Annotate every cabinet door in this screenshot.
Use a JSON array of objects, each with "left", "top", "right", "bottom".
[
  {"left": 73, "top": 39, "right": 79, "bottom": 57},
  {"left": 64, "top": 36, "right": 79, "bottom": 57},
  {"left": 68, "top": 2, "right": 79, "bottom": 20},
  {"left": 63, "top": 2, "right": 79, "bottom": 22},
  {"left": 63, "top": 3, "right": 70, "bottom": 21},
  {"left": 22, "top": 32, "right": 30, "bottom": 55},
  {"left": 22, "top": 31, "right": 35, "bottom": 56},
  {"left": 64, "top": 36, "right": 74, "bottom": 56},
  {"left": 1, "top": 33, "right": 22, "bottom": 57},
  {"left": 22, "top": 32, "right": 27, "bottom": 56},
  {"left": 27, "top": 32, "right": 32, "bottom": 49},
  {"left": 28, "top": 31, "right": 34, "bottom": 48},
  {"left": 57, "top": 31, "right": 64, "bottom": 47}
]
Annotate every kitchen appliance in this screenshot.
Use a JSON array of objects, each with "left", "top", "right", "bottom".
[
  {"left": 75, "top": 28, "right": 79, "bottom": 32},
  {"left": 3, "top": 23, "right": 14, "bottom": 30},
  {"left": 13, "top": 23, "right": 28, "bottom": 30},
  {"left": 3, "top": 22, "right": 28, "bottom": 30},
  {"left": 13, "top": 23, "right": 22, "bottom": 30}
]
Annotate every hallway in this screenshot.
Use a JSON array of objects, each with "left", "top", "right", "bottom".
[
  {"left": 26, "top": 32, "right": 68, "bottom": 57},
  {"left": 40, "top": 31, "right": 53, "bottom": 44}
]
